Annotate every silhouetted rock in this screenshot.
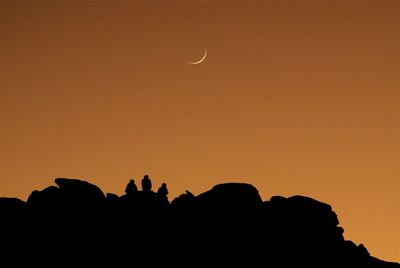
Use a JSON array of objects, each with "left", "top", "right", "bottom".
[
  {"left": 195, "top": 183, "right": 263, "bottom": 212},
  {"left": 27, "top": 186, "right": 60, "bottom": 209},
  {"left": 55, "top": 178, "right": 104, "bottom": 198},
  {"left": 1, "top": 178, "right": 398, "bottom": 268},
  {"left": 266, "top": 195, "right": 344, "bottom": 243},
  {"left": 120, "top": 190, "right": 169, "bottom": 213},
  {"left": 105, "top": 193, "right": 121, "bottom": 209},
  {"left": 0, "top": 197, "right": 26, "bottom": 210},
  {"left": 106, "top": 192, "right": 119, "bottom": 200},
  {"left": 170, "top": 190, "right": 195, "bottom": 210},
  {"left": 27, "top": 178, "right": 105, "bottom": 210},
  {"left": 54, "top": 178, "right": 105, "bottom": 209}
]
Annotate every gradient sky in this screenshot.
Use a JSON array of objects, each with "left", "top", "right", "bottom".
[{"left": 0, "top": 1, "right": 398, "bottom": 262}]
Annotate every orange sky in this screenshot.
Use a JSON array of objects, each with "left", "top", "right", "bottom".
[{"left": 0, "top": 1, "right": 398, "bottom": 262}]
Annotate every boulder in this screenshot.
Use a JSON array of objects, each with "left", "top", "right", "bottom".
[
  {"left": 0, "top": 197, "right": 26, "bottom": 210},
  {"left": 195, "top": 183, "right": 263, "bottom": 212},
  {"left": 54, "top": 178, "right": 105, "bottom": 209},
  {"left": 27, "top": 186, "right": 60, "bottom": 209},
  {"left": 27, "top": 178, "right": 105, "bottom": 210}
]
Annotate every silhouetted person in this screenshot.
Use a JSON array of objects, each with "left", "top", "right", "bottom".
[
  {"left": 141, "top": 175, "right": 152, "bottom": 192},
  {"left": 157, "top": 183, "right": 169, "bottom": 198},
  {"left": 125, "top": 179, "right": 138, "bottom": 195}
]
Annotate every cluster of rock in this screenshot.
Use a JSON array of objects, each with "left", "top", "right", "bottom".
[
  {"left": 0, "top": 176, "right": 398, "bottom": 267},
  {"left": 18, "top": 175, "right": 169, "bottom": 211}
]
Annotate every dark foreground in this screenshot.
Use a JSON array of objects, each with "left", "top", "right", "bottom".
[{"left": 1, "top": 177, "right": 398, "bottom": 267}]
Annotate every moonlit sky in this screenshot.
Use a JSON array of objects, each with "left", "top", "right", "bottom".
[{"left": 0, "top": 1, "right": 398, "bottom": 261}]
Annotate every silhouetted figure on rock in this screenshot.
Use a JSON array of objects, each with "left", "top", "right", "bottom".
[
  {"left": 125, "top": 179, "right": 138, "bottom": 195},
  {"left": 157, "top": 182, "right": 169, "bottom": 203},
  {"left": 141, "top": 175, "right": 152, "bottom": 192},
  {"left": 157, "top": 183, "right": 168, "bottom": 196}
]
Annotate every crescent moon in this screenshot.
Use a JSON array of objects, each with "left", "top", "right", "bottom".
[{"left": 189, "top": 49, "right": 207, "bottom": 65}]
